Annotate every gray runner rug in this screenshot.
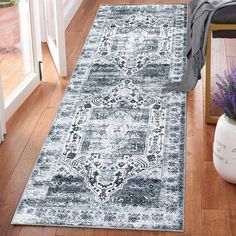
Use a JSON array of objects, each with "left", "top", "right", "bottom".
[{"left": 12, "top": 4, "right": 187, "bottom": 232}]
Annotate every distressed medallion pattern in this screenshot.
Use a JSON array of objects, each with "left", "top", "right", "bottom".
[{"left": 12, "top": 4, "right": 187, "bottom": 232}]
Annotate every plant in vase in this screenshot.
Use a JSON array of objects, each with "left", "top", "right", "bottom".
[
  {"left": 213, "top": 66, "right": 236, "bottom": 183},
  {"left": 0, "top": 0, "right": 20, "bottom": 52}
]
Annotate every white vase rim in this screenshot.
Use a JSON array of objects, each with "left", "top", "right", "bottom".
[{"left": 222, "top": 114, "right": 236, "bottom": 126}]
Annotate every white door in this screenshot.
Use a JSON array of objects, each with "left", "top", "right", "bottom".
[
  {"left": 0, "top": 75, "right": 6, "bottom": 143},
  {"left": 0, "top": 0, "right": 42, "bottom": 121},
  {"left": 44, "top": 0, "right": 67, "bottom": 76}
]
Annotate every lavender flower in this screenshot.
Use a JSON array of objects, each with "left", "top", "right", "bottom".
[{"left": 213, "top": 66, "right": 236, "bottom": 121}]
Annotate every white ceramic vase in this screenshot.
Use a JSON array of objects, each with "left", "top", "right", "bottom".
[{"left": 213, "top": 114, "right": 236, "bottom": 184}]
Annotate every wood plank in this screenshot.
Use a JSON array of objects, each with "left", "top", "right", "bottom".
[
  {"left": 4, "top": 226, "right": 21, "bottom": 236},
  {"left": 203, "top": 123, "right": 215, "bottom": 161},
  {"left": 202, "top": 210, "right": 236, "bottom": 236},
  {"left": 56, "top": 228, "right": 163, "bottom": 236},
  {"left": 202, "top": 162, "right": 236, "bottom": 210},
  {"left": 0, "top": 109, "right": 57, "bottom": 236},
  {"left": 0, "top": 43, "right": 61, "bottom": 189},
  {"left": 182, "top": 82, "right": 203, "bottom": 236},
  {"left": 18, "top": 226, "right": 57, "bottom": 236},
  {"left": 46, "top": 77, "right": 68, "bottom": 108}
]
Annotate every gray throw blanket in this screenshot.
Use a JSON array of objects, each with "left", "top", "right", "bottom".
[{"left": 165, "top": 0, "right": 236, "bottom": 92}]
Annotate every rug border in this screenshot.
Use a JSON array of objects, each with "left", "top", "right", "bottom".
[{"left": 11, "top": 3, "right": 188, "bottom": 233}]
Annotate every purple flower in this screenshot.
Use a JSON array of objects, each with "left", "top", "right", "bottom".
[{"left": 213, "top": 66, "right": 236, "bottom": 121}]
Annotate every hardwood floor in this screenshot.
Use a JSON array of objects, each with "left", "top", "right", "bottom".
[{"left": 0, "top": 0, "right": 236, "bottom": 235}]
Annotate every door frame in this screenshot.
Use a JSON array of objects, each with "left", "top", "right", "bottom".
[
  {"left": 0, "top": 74, "right": 6, "bottom": 142},
  {"left": 4, "top": 0, "right": 42, "bottom": 121},
  {"left": 44, "top": 0, "right": 67, "bottom": 77}
]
